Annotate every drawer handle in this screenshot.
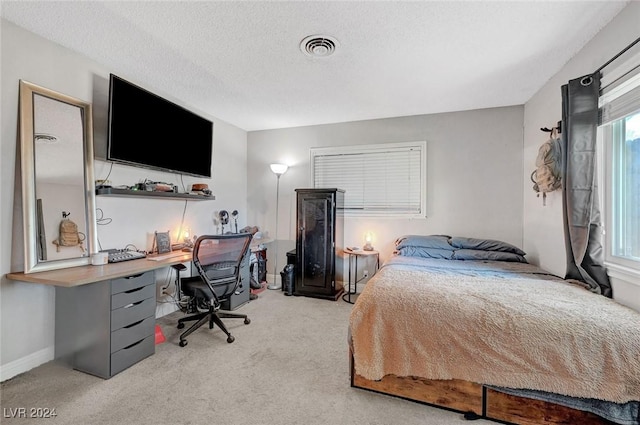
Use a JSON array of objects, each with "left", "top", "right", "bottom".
[
  {"left": 122, "top": 339, "right": 144, "bottom": 350},
  {"left": 123, "top": 319, "right": 145, "bottom": 329},
  {"left": 125, "top": 273, "right": 144, "bottom": 279},
  {"left": 124, "top": 286, "right": 145, "bottom": 294},
  {"left": 123, "top": 300, "right": 144, "bottom": 309}
]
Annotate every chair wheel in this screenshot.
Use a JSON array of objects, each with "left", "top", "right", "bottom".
[
  {"left": 227, "top": 335, "right": 235, "bottom": 343},
  {"left": 244, "top": 318, "right": 251, "bottom": 325},
  {"left": 179, "top": 340, "right": 187, "bottom": 347},
  {"left": 177, "top": 322, "right": 185, "bottom": 329}
]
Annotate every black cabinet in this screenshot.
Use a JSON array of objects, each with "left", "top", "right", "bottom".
[{"left": 294, "top": 188, "right": 344, "bottom": 300}]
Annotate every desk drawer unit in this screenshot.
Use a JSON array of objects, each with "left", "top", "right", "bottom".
[
  {"left": 110, "top": 272, "right": 155, "bottom": 377},
  {"left": 55, "top": 271, "right": 156, "bottom": 379}
]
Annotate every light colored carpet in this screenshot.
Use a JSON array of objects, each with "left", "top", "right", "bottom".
[{"left": 1, "top": 289, "right": 490, "bottom": 424}]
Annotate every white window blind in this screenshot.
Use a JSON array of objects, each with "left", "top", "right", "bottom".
[
  {"left": 600, "top": 71, "right": 640, "bottom": 125},
  {"left": 310, "top": 141, "right": 426, "bottom": 217}
]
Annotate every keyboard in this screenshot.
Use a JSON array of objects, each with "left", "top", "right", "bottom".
[
  {"left": 106, "top": 250, "right": 147, "bottom": 263},
  {"left": 146, "top": 251, "right": 190, "bottom": 261}
]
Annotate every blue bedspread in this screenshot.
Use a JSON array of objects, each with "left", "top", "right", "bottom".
[{"left": 488, "top": 386, "right": 639, "bottom": 425}]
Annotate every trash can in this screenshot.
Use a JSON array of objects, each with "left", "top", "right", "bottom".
[
  {"left": 284, "top": 249, "right": 296, "bottom": 292},
  {"left": 280, "top": 264, "right": 295, "bottom": 296}
]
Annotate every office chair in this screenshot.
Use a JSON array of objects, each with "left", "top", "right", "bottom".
[{"left": 177, "top": 233, "right": 253, "bottom": 347}]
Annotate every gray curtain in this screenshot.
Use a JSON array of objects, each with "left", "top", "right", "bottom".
[{"left": 561, "top": 73, "right": 612, "bottom": 297}]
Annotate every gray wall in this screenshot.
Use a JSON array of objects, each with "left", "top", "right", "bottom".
[
  {"left": 522, "top": 1, "right": 640, "bottom": 311},
  {"left": 247, "top": 106, "right": 525, "bottom": 274},
  {"left": 1, "top": 20, "right": 248, "bottom": 378}
]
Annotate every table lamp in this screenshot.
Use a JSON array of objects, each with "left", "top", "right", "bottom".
[{"left": 363, "top": 232, "right": 374, "bottom": 251}]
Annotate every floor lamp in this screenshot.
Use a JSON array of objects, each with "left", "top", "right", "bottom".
[{"left": 267, "top": 163, "right": 288, "bottom": 290}]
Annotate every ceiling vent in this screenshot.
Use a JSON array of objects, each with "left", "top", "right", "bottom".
[{"left": 300, "top": 35, "right": 338, "bottom": 58}]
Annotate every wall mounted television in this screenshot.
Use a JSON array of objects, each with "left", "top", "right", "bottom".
[{"left": 107, "top": 74, "right": 213, "bottom": 178}]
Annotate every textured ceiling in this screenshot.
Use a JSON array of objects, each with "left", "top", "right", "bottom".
[{"left": 1, "top": 1, "right": 629, "bottom": 131}]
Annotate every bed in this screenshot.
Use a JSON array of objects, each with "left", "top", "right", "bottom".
[{"left": 349, "top": 235, "right": 640, "bottom": 425}]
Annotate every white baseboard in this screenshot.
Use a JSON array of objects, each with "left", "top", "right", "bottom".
[
  {"left": 267, "top": 273, "right": 280, "bottom": 286},
  {"left": 0, "top": 346, "right": 54, "bottom": 382}
]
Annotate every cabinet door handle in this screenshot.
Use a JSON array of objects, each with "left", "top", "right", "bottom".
[
  {"left": 124, "top": 286, "right": 145, "bottom": 294},
  {"left": 123, "top": 300, "right": 144, "bottom": 309},
  {"left": 122, "top": 339, "right": 144, "bottom": 350},
  {"left": 123, "top": 319, "right": 144, "bottom": 328},
  {"left": 125, "top": 273, "right": 143, "bottom": 279}
]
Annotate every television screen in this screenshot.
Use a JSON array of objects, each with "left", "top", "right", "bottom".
[{"left": 107, "top": 74, "right": 213, "bottom": 178}]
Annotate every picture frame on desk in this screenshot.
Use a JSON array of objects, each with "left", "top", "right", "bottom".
[{"left": 153, "top": 231, "right": 171, "bottom": 254}]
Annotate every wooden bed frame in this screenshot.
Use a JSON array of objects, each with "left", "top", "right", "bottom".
[{"left": 349, "top": 348, "right": 612, "bottom": 425}]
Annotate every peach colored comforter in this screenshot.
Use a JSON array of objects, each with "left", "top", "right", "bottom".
[{"left": 349, "top": 256, "right": 640, "bottom": 404}]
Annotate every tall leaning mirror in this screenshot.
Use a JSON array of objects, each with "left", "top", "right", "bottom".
[{"left": 19, "top": 80, "right": 97, "bottom": 273}]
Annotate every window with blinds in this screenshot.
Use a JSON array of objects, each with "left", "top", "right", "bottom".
[{"left": 310, "top": 141, "right": 426, "bottom": 217}]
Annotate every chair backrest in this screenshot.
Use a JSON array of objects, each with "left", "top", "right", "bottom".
[{"left": 192, "top": 234, "right": 253, "bottom": 301}]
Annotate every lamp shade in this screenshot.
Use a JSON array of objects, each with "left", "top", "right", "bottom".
[
  {"left": 363, "top": 232, "right": 374, "bottom": 251},
  {"left": 270, "top": 163, "right": 288, "bottom": 175}
]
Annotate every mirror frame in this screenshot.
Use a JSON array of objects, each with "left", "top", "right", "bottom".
[{"left": 19, "top": 80, "right": 98, "bottom": 273}]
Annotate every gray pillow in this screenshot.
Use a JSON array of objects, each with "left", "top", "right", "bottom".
[
  {"left": 452, "top": 249, "right": 528, "bottom": 263},
  {"left": 395, "top": 235, "right": 453, "bottom": 250},
  {"left": 395, "top": 246, "right": 454, "bottom": 259},
  {"left": 450, "top": 237, "right": 526, "bottom": 256}
]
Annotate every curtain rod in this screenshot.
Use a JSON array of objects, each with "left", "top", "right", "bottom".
[{"left": 595, "top": 35, "right": 640, "bottom": 74}]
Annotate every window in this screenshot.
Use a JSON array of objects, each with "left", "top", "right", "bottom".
[
  {"left": 310, "top": 141, "right": 426, "bottom": 217},
  {"left": 599, "top": 63, "right": 640, "bottom": 270},
  {"left": 610, "top": 113, "right": 640, "bottom": 262}
]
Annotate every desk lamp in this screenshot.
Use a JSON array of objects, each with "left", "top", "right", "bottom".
[{"left": 267, "top": 163, "right": 288, "bottom": 290}]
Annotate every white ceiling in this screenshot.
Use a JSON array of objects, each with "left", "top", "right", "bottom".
[{"left": 1, "top": 1, "right": 629, "bottom": 131}]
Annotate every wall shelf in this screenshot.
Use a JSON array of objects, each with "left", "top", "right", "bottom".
[{"left": 96, "top": 187, "right": 215, "bottom": 201}]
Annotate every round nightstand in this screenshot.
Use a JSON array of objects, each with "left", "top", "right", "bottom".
[{"left": 342, "top": 249, "right": 380, "bottom": 304}]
